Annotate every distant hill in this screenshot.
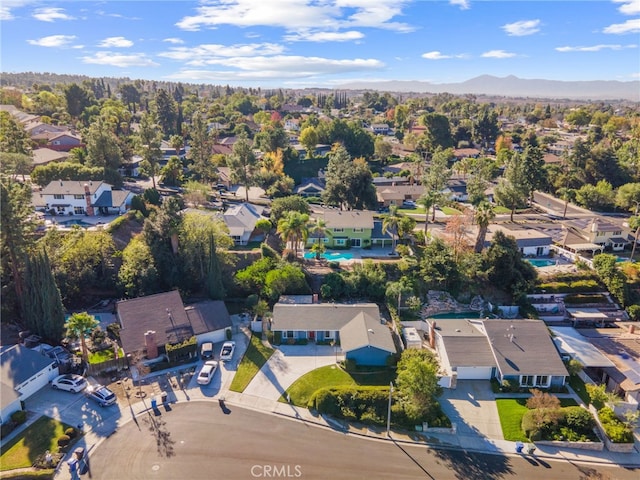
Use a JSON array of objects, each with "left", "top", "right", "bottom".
[{"left": 337, "top": 75, "right": 640, "bottom": 101}]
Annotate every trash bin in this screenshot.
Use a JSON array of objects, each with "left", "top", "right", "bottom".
[
  {"left": 515, "top": 441, "right": 524, "bottom": 453},
  {"left": 151, "top": 398, "right": 157, "bottom": 409},
  {"left": 161, "top": 393, "right": 167, "bottom": 404},
  {"left": 527, "top": 444, "right": 536, "bottom": 455}
]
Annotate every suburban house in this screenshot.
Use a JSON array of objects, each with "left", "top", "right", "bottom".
[
  {"left": 37, "top": 180, "right": 134, "bottom": 216},
  {"left": 372, "top": 176, "right": 410, "bottom": 187},
  {"left": 294, "top": 178, "right": 325, "bottom": 198},
  {"left": 26, "top": 122, "right": 67, "bottom": 137},
  {"left": 0, "top": 345, "right": 59, "bottom": 423},
  {"left": 160, "top": 139, "right": 186, "bottom": 161},
  {"left": 368, "top": 123, "right": 390, "bottom": 135},
  {"left": 284, "top": 118, "right": 300, "bottom": 131},
  {"left": 46, "top": 132, "right": 83, "bottom": 152},
  {"left": 309, "top": 210, "right": 375, "bottom": 249},
  {"left": 117, "top": 290, "right": 232, "bottom": 358},
  {"left": 375, "top": 184, "right": 425, "bottom": 208},
  {"left": 565, "top": 217, "right": 629, "bottom": 252},
  {"left": 485, "top": 225, "right": 553, "bottom": 256},
  {"left": 222, "top": 202, "right": 267, "bottom": 245},
  {"left": 427, "top": 318, "right": 567, "bottom": 388},
  {"left": 453, "top": 147, "right": 481, "bottom": 160},
  {"left": 271, "top": 302, "right": 396, "bottom": 366},
  {"left": 443, "top": 179, "right": 468, "bottom": 202},
  {"left": 481, "top": 319, "right": 568, "bottom": 389},
  {"left": 32, "top": 148, "right": 69, "bottom": 167}
]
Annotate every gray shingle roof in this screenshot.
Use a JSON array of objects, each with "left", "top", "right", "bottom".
[
  {"left": 483, "top": 319, "right": 567, "bottom": 377},
  {"left": 41, "top": 180, "right": 105, "bottom": 196},
  {"left": 272, "top": 303, "right": 380, "bottom": 331},
  {"left": 323, "top": 210, "right": 374, "bottom": 229},
  {"left": 0, "top": 344, "right": 56, "bottom": 387},
  {"left": 339, "top": 312, "right": 396, "bottom": 354},
  {"left": 185, "top": 301, "right": 232, "bottom": 332},
  {"left": 434, "top": 319, "right": 496, "bottom": 367}
]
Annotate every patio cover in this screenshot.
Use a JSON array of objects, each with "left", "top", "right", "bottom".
[
  {"left": 567, "top": 243, "right": 603, "bottom": 252},
  {"left": 566, "top": 308, "right": 609, "bottom": 320},
  {"left": 550, "top": 327, "right": 614, "bottom": 368}
]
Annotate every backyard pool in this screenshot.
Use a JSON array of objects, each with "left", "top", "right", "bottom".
[
  {"left": 58, "top": 219, "right": 94, "bottom": 228},
  {"left": 303, "top": 251, "right": 355, "bottom": 262},
  {"left": 527, "top": 259, "right": 557, "bottom": 268},
  {"left": 429, "top": 311, "right": 481, "bottom": 319}
]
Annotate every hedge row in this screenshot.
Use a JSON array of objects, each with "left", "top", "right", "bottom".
[
  {"left": 563, "top": 294, "right": 608, "bottom": 304},
  {"left": 522, "top": 406, "right": 596, "bottom": 442},
  {"left": 598, "top": 407, "right": 634, "bottom": 443},
  {"left": 536, "top": 280, "right": 601, "bottom": 294}
]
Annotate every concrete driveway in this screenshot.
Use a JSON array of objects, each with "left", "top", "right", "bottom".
[
  {"left": 243, "top": 344, "right": 339, "bottom": 401},
  {"left": 438, "top": 380, "right": 503, "bottom": 440}
]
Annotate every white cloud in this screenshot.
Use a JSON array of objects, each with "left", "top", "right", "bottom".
[
  {"left": 1, "top": 0, "right": 35, "bottom": 20},
  {"left": 422, "top": 51, "right": 450, "bottom": 60},
  {"left": 159, "top": 43, "right": 286, "bottom": 65},
  {"left": 613, "top": 0, "right": 640, "bottom": 15},
  {"left": 176, "top": 0, "right": 413, "bottom": 33},
  {"left": 32, "top": 7, "right": 75, "bottom": 22},
  {"left": 449, "top": 0, "right": 470, "bottom": 9},
  {"left": 603, "top": 18, "right": 640, "bottom": 34},
  {"left": 556, "top": 44, "right": 637, "bottom": 52},
  {"left": 284, "top": 30, "right": 365, "bottom": 42},
  {"left": 631, "top": 71, "right": 640, "bottom": 78},
  {"left": 502, "top": 19, "right": 540, "bottom": 36},
  {"left": 81, "top": 52, "right": 159, "bottom": 67},
  {"left": 163, "top": 37, "right": 185, "bottom": 44},
  {"left": 481, "top": 49, "right": 517, "bottom": 58},
  {"left": 165, "top": 55, "right": 383, "bottom": 81},
  {"left": 27, "top": 35, "right": 77, "bottom": 47},
  {"left": 98, "top": 37, "right": 134, "bottom": 48}
]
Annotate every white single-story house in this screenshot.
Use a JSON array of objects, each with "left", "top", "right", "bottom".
[
  {"left": 0, "top": 345, "right": 59, "bottom": 423},
  {"left": 222, "top": 202, "right": 266, "bottom": 245},
  {"left": 485, "top": 225, "right": 553, "bottom": 256},
  {"left": 117, "top": 291, "right": 232, "bottom": 358}
]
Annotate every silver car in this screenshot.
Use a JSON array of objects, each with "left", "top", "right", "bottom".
[{"left": 85, "top": 385, "right": 117, "bottom": 407}]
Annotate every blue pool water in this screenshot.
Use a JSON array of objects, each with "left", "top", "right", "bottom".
[
  {"left": 303, "top": 251, "right": 354, "bottom": 262},
  {"left": 527, "top": 259, "right": 556, "bottom": 267},
  {"left": 59, "top": 219, "right": 94, "bottom": 227}
]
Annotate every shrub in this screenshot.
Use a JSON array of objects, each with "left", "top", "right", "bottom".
[
  {"left": 563, "top": 406, "right": 595, "bottom": 434},
  {"left": 564, "top": 294, "right": 607, "bottom": 304},
  {"left": 64, "top": 427, "right": 77, "bottom": 438},
  {"left": 328, "top": 261, "right": 340, "bottom": 269},
  {"left": 501, "top": 378, "right": 521, "bottom": 393},
  {"left": 598, "top": 407, "right": 634, "bottom": 443},
  {"left": 586, "top": 384, "right": 608, "bottom": 409},
  {"left": 57, "top": 435, "right": 71, "bottom": 447},
  {"left": 343, "top": 358, "right": 357, "bottom": 372},
  {"left": 273, "top": 331, "right": 282, "bottom": 345},
  {"left": 260, "top": 242, "right": 279, "bottom": 259},
  {"left": 627, "top": 304, "right": 640, "bottom": 321},
  {"left": 1, "top": 422, "right": 16, "bottom": 439},
  {"left": 11, "top": 410, "right": 27, "bottom": 424},
  {"left": 295, "top": 338, "right": 308, "bottom": 345},
  {"left": 226, "top": 328, "right": 232, "bottom": 340}
]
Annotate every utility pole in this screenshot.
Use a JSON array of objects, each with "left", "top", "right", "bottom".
[{"left": 386, "top": 382, "right": 394, "bottom": 437}]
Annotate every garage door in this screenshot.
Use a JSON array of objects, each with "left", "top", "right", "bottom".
[
  {"left": 456, "top": 366, "right": 493, "bottom": 380},
  {"left": 197, "top": 329, "right": 226, "bottom": 345}
]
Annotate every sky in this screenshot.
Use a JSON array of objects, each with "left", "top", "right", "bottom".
[{"left": 1, "top": 0, "right": 639, "bottom": 88}]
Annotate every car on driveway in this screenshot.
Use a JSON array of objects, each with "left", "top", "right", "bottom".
[
  {"left": 51, "top": 374, "right": 87, "bottom": 393},
  {"left": 85, "top": 384, "right": 117, "bottom": 407},
  {"left": 200, "top": 341, "right": 214, "bottom": 359},
  {"left": 402, "top": 200, "right": 417, "bottom": 209},
  {"left": 220, "top": 341, "right": 236, "bottom": 362},
  {"left": 197, "top": 360, "right": 219, "bottom": 385}
]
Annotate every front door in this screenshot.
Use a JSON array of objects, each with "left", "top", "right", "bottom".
[
  {"left": 350, "top": 238, "right": 361, "bottom": 247},
  {"left": 309, "top": 331, "right": 315, "bottom": 341}
]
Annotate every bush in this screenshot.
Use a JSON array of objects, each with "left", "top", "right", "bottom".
[
  {"left": 11, "top": 410, "right": 27, "bottom": 424},
  {"left": 260, "top": 243, "right": 280, "bottom": 259},
  {"left": 1, "top": 422, "right": 16, "bottom": 439},
  {"left": 586, "top": 384, "right": 608, "bottom": 410},
  {"left": 64, "top": 427, "right": 77, "bottom": 438},
  {"left": 598, "top": 407, "right": 634, "bottom": 443},
  {"left": 57, "top": 435, "right": 71, "bottom": 447},
  {"left": 627, "top": 304, "right": 640, "bottom": 321},
  {"left": 295, "top": 338, "right": 308, "bottom": 345},
  {"left": 501, "top": 378, "right": 521, "bottom": 393},
  {"left": 273, "top": 331, "right": 282, "bottom": 345},
  {"left": 343, "top": 358, "right": 357, "bottom": 372},
  {"left": 564, "top": 294, "right": 607, "bottom": 304},
  {"left": 226, "top": 328, "right": 232, "bottom": 340},
  {"left": 328, "top": 261, "right": 340, "bottom": 269},
  {"left": 563, "top": 406, "right": 595, "bottom": 433}
]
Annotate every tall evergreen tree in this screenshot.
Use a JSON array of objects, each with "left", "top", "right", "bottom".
[
  {"left": 22, "top": 248, "right": 65, "bottom": 342},
  {"left": 206, "top": 233, "right": 225, "bottom": 300}
]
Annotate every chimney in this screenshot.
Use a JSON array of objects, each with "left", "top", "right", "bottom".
[
  {"left": 429, "top": 321, "right": 436, "bottom": 349},
  {"left": 144, "top": 330, "right": 158, "bottom": 359},
  {"left": 84, "top": 184, "right": 94, "bottom": 216}
]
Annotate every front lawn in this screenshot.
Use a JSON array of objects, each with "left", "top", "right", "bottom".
[
  {"left": 440, "top": 206, "right": 463, "bottom": 215},
  {"left": 492, "top": 205, "right": 511, "bottom": 214},
  {"left": 496, "top": 398, "right": 530, "bottom": 442},
  {"left": 569, "top": 375, "right": 590, "bottom": 405},
  {"left": 229, "top": 334, "right": 275, "bottom": 393},
  {"left": 282, "top": 365, "right": 395, "bottom": 407},
  {"left": 496, "top": 397, "right": 580, "bottom": 441},
  {"left": 0, "top": 416, "right": 73, "bottom": 471},
  {"left": 88, "top": 347, "right": 124, "bottom": 364}
]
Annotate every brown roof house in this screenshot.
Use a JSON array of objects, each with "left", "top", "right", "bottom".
[{"left": 117, "top": 290, "right": 232, "bottom": 361}]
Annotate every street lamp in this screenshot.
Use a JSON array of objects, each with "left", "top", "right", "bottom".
[{"left": 386, "top": 382, "right": 394, "bottom": 437}]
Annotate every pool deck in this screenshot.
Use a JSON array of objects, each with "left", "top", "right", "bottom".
[{"left": 42, "top": 214, "right": 120, "bottom": 230}]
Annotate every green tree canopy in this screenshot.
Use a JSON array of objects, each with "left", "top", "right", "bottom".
[{"left": 395, "top": 349, "right": 442, "bottom": 422}]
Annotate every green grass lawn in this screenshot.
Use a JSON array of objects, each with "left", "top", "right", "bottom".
[
  {"left": 496, "top": 397, "right": 579, "bottom": 441},
  {"left": 0, "top": 416, "right": 72, "bottom": 471},
  {"left": 440, "top": 206, "right": 463, "bottom": 215},
  {"left": 492, "top": 205, "right": 511, "bottom": 214},
  {"left": 88, "top": 347, "right": 124, "bottom": 364},
  {"left": 397, "top": 207, "right": 426, "bottom": 215},
  {"left": 229, "top": 335, "right": 275, "bottom": 393},
  {"left": 282, "top": 365, "right": 395, "bottom": 407},
  {"left": 569, "top": 375, "right": 590, "bottom": 405},
  {"left": 495, "top": 398, "right": 530, "bottom": 442}
]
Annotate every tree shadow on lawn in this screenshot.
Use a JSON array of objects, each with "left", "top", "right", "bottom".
[{"left": 433, "top": 448, "right": 514, "bottom": 480}]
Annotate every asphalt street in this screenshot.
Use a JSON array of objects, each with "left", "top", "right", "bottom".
[{"left": 86, "top": 402, "right": 637, "bottom": 480}]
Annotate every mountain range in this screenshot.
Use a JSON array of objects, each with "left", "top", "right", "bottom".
[{"left": 337, "top": 75, "right": 640, "bottom": 102}]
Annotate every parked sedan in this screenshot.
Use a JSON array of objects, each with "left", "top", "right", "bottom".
[
  {"left": 220, "top": 341, "right": 236, "bottom": 362},
  {"left": 197, "top": 360, "right": 219, "bottom": 385},
  {"left": 200, "top": 341, "right": 214, "bottom": 360},
  {"left": 85, "top": 384, "right": 117, "bottom": 407},
  {"left": 51, "top": 374, "right": 87, "bottom": 393}
]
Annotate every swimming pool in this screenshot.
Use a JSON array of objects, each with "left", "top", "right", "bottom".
[
  {"left": 58, "top": 219, "right": 94, "bottom": 228},
  {"left": 429, "top": 311, "right": 481, "bottom": 319},
  {"left": 527, "top": 259, "right": 556, "bottom": 268},
  {"left": 303, "top": 251, "right": 355, "bottom": 262}
]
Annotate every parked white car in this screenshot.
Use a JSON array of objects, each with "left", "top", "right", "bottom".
[
  {"left": 220, "top": 341, "right": 236, "bottom": 362},
  {"left": 51, "top": 374, "right": 87, "bottom": 393},
  {"left": 197, "top": 360, "right": 219, "bottom": 385}
]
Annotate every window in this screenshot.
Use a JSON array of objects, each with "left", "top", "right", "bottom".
[
  {"left": 54, "top": 194, "right": 65, "bottom": 199},
  {"left": 74, "top": 207, "right": 85, "bottom": 215},
  {"left": 520, "top": 375, "right": 534, "bottom": 387},
  {"left": 535, "top": 375, "right": 549, "bottom": 387},
  {"left": 322, "top": 238, "right": 329, "bottom": 244},
  {"left": 335, "top": 239, "right": 346, "bottom": 246},
  {"left": 333, "top": 228, "right": 344, "bottom": 233},
  {"left": 614, "top": 231, "right": 621, "bottom": 236},
  {"left": 350, "top": 238, "right": 361, "bottom": 247},
  {"left": 74, "top": 194, "right": 84, "bottom": 200},
  {"left": 353, "top": 228, "right": 363, "bottom": 232},
  {"left": 324, "top": 331, "right": 333, "bottom": 339},
  {"left": 285, "top": 331, "right": 294, "bottom": 339}
]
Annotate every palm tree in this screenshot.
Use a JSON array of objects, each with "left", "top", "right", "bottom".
[
  {"left": 310, "top": 241, "right": 326, "bottom": 260},
  {"left": 417, "top": 192, "right": 438, "bottom": 241},
  {"left": 277, "top": 211, "right": 309, "bottom": 258},
  {"left": 65, "top": 312, "right": 99, "bottom": 363},
  {"left": 556, "top": 187, "right": 576, "bottom": 219},
  {"left": 629, "top": 216, "right": 640, "bottom": 261},
  {"left": 474, "top": 201, "right": 496, "bottom": 253},
  {"left": 382, "top": 205, "right": 401, "bottom": 252},
  {"left": 308, "top": 218, "right": 328, "bottom": 258}
]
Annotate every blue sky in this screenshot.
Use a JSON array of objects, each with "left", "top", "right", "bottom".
[{"left": 1, "top": 0, "right": 639, "bottom": 87}]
